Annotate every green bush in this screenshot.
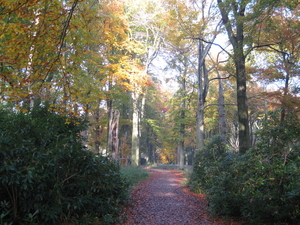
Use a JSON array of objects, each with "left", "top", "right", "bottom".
[
  {"left": 189, "top": 135, "right": 230, "bottom": 193},
  {"left": 236, "top": 111, "right": 300, "bottom": 223},
  {"left": 190, "top": 111, "right": 300, "bottom": 224},
  {"left": 0, "top": 107, "right": 129, "bottom": 224}
]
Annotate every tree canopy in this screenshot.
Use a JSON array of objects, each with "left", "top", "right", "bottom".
[{"left": 1, "top": 0, "right": 299, "bottom": 162}]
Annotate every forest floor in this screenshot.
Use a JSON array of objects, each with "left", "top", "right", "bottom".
[{"left": 115, "top": 168, "right": 247, "bottom": 225}]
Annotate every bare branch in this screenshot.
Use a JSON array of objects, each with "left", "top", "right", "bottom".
[
  {"left": 0, "top": 1, "right": 30, "bottom": 15},
  {"left": 246, "top": 42, "right": 287, "bottom": 57},
  {"left": 57, "top": 0, "right": 80, "bottom": 58},
  {"left": 207, "top": 53, "right": 229, "bottom": 73},
  {"left": 202, "top": 103, "right": 237, "bottom": 110},
  {"left": 188, "top": 37, "right": 232, "bottom": 57},
  {"left": 38, "top": 0, "right": 79, "bottom": 92},
  {"left": 209, "top": 75, "right": 234, "bottom": 82}
]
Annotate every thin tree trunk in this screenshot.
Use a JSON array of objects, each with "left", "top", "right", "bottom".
[
  {"left": 217, "top": 71, "right": 226, "bottom": 138},
  {"left": 26, "top": 9, "right": 41, "bottom": 110},
  {"left": 280, "top": 53, "right": 290, "bottom": 122},
  {"left": 196, "top": 39, "right": 213, "bottom": 151},
  {"left": 196, "top": 42, "right": 205, "bottom": 150},
  {"left": 131, "top": 91, "right": 140, "bottom": 166},
  {"left": 82, "top": 103, "right": 89, "bottom": 148},
  {"left": 178, "top": 77, "right": 186, "bottom": 169},
  {"left": 93, "top": 101, "right": 101, "bottom": 154},
  {"left": 107, "top": 99, "right": 113, "bottom": 156}
]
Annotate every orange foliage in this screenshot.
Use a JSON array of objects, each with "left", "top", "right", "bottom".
[
  {"left": 1, "top": 0, "right": 152, "bottom": 112},
  {"left": 266, "top": 91, "right": 300, "bottom": 113},
  {"left": 1, "top": 1, "right": 69, "bottom": 99},
  {"left": 119, "top": 136, "right": 131, "bottom": 166},
  {"left": 159, "top": 148, "right": 176, "bottom": 164}
]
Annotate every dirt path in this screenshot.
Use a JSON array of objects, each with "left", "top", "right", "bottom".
[{"left": 117, "top": 169, "right": 244, "bottom": 225}]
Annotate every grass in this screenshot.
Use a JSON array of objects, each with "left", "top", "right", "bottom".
[
  {"left": 120, "top": 166, "right": 149, "bottom": 188},
  {"left": 151, "top": 164, "right": 180, "bottom": 170},
  {"left": 150, "top": 164, "right": 193, "bottom": 173}
]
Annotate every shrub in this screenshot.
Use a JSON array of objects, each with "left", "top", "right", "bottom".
[
  {"left": 189, "top": 135, "right": 231, "bottom": 193},
  {"left": 189, "top": 111, "right": 300, "bottom": 224},
  {"left": 236, "top": 111, "right": 300, "bottom": 223},
  {"left": 0, "top": 107, "right": 129, "bottom": 224}
]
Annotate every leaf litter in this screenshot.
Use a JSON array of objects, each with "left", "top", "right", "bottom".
[{"left": 116, "top": 168, "right": 246, "bottom": 225}]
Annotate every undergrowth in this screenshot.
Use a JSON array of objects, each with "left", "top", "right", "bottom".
[
  {"left": 189, "top": 111, "right": 300, "bottom": 224},
  {"left": 121, "top": 166, "right": 149, "bottom": 188},
  {"left": 0, "top": 107, "right": 129, "bottom": 225}
]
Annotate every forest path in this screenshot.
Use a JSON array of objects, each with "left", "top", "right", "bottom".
[{"left": 116, "top": 168, "right": 243, "bottom": 225}]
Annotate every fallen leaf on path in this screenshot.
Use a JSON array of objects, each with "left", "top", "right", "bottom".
[{"left": 115, "top": 169, "right": 247, "bottom": 225}]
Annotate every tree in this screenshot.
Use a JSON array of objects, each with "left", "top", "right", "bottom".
[
  {"left": 0, "top": 0, "right": 79, "bottom": 106},
  {"left": 167, "top": 0, "right": 223, "bottom": 151},
  {"left": 216, "top": 0, "right": 251, "bottom": 153},
  {"left": 66, "top": 0, "right": 133, "bottom": 155},
  {"left": 124, "top": 0, "right": 166, "bottom": 165},
  {"left": 166, "top": 48, "right": 191, "bottom": 168},
  {"left": 216, "top": 0, "right": 285, "bottom": 153},
  {"left": 217, "top": 69, "right": 227, "bottom": 139},
  {"left": 252, "top": 5, "right": 300, "bottom": 121},
  {"left": 116, "top": 59, "right": 151, "bottom": 166},
  {"left": 0, "top": 0, "right": 152, "bottom": 160}
]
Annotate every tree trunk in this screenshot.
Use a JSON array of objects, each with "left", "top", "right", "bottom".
[
  {"left": 107, "top": 99, "right": 113, "bottom": 156},
  {"left": 81, "top": 103, "right": 90, "bottom": 148},
  {"left": 218, "top": 71, "right": 226, "bottom": 138},
  {"left": 111, "top": 110, "right": 120, "bottom": 161},
  {"left": 178, "top": 77, "right": 186, "bottom": 170},
  {"left": 280, "top": 53, "right": 290, "bottom": 122},
  {"left": 234, "top": 53, "right": 250, "bottom": 154},
  {"left": 196, "top": 41, "right": 211, "bottom": 150},
  {"left": 196, "top": 42, "right": 205, "bottom": 150},
  {"left": 217, "top": 0, "right": 250, "bottom": 153},
  {"left": 131, "top": 91, "right": 140, "bottom": 166},
  {"left": 178, "top": 135, "right": 184, "bottom": 169},
  {"left": 93, "top": 101, "right": 101, "bottom": 154}
]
